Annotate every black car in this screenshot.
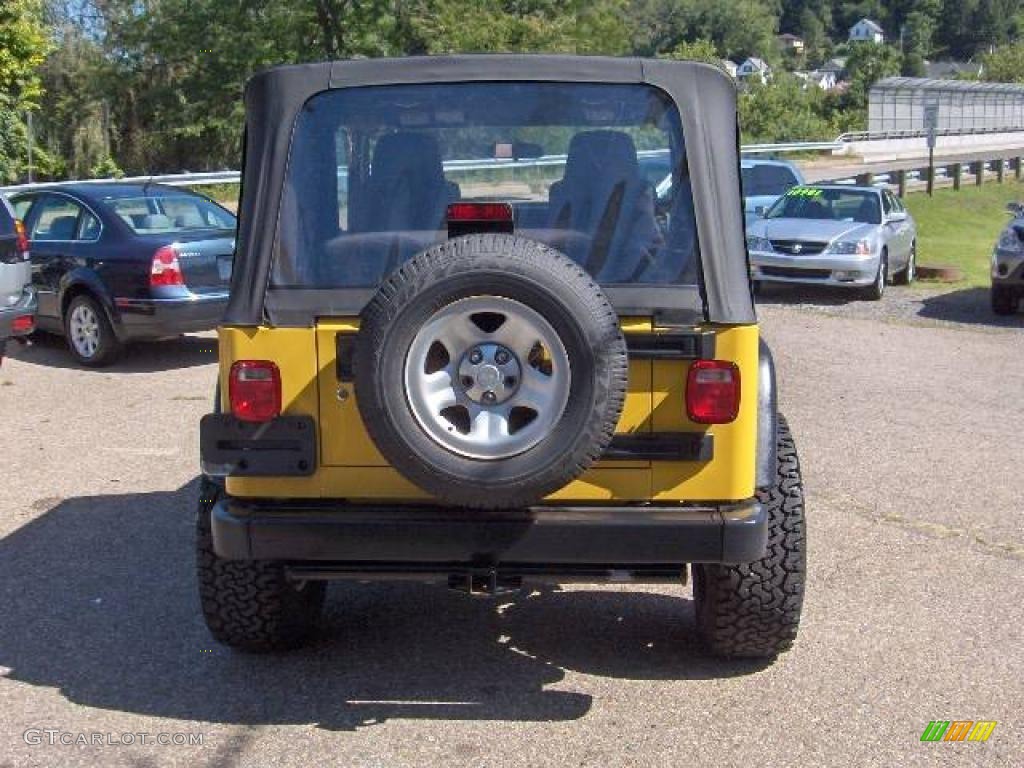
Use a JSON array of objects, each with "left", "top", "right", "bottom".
[{"left": 9, "top": 183, "right": 235, "bottom": 365}]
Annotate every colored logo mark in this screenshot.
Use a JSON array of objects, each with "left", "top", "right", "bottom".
[{"left": 920, "top": 721, "right": 997, "bottom": 742}]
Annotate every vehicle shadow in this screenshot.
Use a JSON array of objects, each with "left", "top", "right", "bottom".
[
  {"left": 8, "top": 332, "right": 218, "bottom": 373},
  {"left": 917, "top": 286, "right": 1023, "bottom": 327},
  {"left": 753, "top": 282, "right": 862, "bottom": 306},
  {"left": 0, "top": 480, "right": 770, "bottom": 732}
]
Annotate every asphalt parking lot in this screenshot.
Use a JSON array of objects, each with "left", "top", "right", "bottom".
[{"left": 1, "top": 285, "right": 1022, "bottom": 768}]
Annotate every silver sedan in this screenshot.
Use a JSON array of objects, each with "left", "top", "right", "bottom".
[{"left": 746, "top": 185, "right": 917, "bottom": 300}]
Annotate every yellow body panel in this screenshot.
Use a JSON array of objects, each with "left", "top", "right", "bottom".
[{"left": 222, "top": 318, "right": 759, "bottom": 503}]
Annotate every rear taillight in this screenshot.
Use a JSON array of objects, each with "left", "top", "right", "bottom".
[
  {"left": 447, "top": 202, "right": 514, "bottom": 223},
  {"left": 11, "top": 315, "right": 34, "bottom": 334},
  {"left": 14, "top": 220, "right": 29, "bottom": 258},
  {"left": 447, "top": 202, "right": 514, "bottom": 237},
  {"left": 229, "top": 361, "right": 281, "bottom": 422},
  {"left": 150, "top": 245, "right": 183, "bottom": 287},
  {"left": 686, "top": 360, "right": 741, "bottom": 424}
]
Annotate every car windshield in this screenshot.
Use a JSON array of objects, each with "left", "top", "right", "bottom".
[
  {"left": 274, "top": 81, "right": 698, "bottom": 289},
  {"left": 742, "top": 164, "right": 799, "bottom": 197},
  {"left": 105, "top": 194, "right": 236, "bottom": 234},
  {"left": 765, "top": 187, "right": 881, "bottom": 225}
]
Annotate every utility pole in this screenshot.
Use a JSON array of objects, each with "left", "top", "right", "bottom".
[{"left": 26, "top": 111, "right": 34, "bottom": 184}]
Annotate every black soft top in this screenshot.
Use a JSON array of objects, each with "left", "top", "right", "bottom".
[{"left": 227, "top": 55, "right": 754, "bottom": 326}]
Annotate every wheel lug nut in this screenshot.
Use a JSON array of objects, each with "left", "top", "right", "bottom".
[
  {"left": 461, "top": 375, "right": 474, "bottom": 389},
  {"left": 469, "top": 349, "right": 483, "bottom": 364},
  {"left": 505, "top": 376, "right": 517, "bottom": 387},
  {"left": 495, "top": 349, "right": 510, "bottom": 364},
  {"left": 482, "top": 391, "right": 496, "bottom": 404}
]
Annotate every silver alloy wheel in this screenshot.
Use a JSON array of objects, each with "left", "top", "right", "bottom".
[
  {"left": 69, "top": 303, "right": 101, "bottom": 359},
  {"left": 404, "top": 295, "right": 571, "bottom": 460}
]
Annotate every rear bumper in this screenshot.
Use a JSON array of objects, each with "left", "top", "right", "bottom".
[
  {"left": 210, "top": 497, "right": 768, "bottom": 568},
  {"left": 113, "top": 292, "right": 227, "bottom": 340},
  {"left": 0, "top": 287, "right": 37, "bottom": 338}
]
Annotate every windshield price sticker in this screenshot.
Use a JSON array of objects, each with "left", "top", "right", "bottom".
[{"left": 785, "top": 187, "right": 823, "bottom": 199}]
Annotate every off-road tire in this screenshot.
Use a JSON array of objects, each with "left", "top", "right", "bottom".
[
  {"left": 63, "top": 294, "right": 121, "bottom": 367},
  {"left": 692, "top": 415, "right": 806, "bottom": 658},
  {"left": 354, "top": 234, "right": 628, "bottom": 509},
  {"left": 196, "top": 478, "right": 325, "bottom": 651},
  {"left": 991, "top": 284, "right": 1018, "bottom": 315}
]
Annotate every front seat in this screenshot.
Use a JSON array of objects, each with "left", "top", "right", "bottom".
[
  {"left": 360, "top": 132, "right": 458, "bottom": 233},
  {"left": 547, "top": 131, "right": 662, "bottom": 282},
  {"left": 338, "top": 132, "right": 459, "bottom": 285}
]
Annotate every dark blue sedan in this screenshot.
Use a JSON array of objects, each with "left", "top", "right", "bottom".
[{"left": 7, "top": 183, "right": 235, "bottom": 365}]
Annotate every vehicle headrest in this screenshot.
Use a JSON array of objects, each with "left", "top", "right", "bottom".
[
  {"left": 563, "top": 131, "right": 640, "bottom": 186},
  {"left": 141, "top": 214, "right": 173, "bottom": 230},
  {"left": 46, "top": 215, "right": 78, "bottom": 240},
  {"left": 175, "top": 211, "right": 204, "bottom": 228},
  {"left": 371, "top": 132, "right": 446, "bottom": 184}
]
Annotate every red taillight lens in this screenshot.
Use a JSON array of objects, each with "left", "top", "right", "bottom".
[
  {"left": 150, "top": 245, "right": 184, "bottom": 287},
  {"left": 686, "top": 360, "right": 741, "bottom": 424},
  {"left": 447, "top": 202, "right": 514, "bottom": 223},
  {"left": 12, "top": 315, "right": 34, "bottom": 333},
  {"left": 229, "top": 361, "right": 281, "bottom": 422},
  {"left": 14, "top": 219, "right": 29, "bottom": 257}
]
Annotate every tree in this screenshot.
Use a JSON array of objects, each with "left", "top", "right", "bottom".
[
  {"left": 0, "top": 0, "right": 51, "bottom": 182},
  {"left": 664, "top": 38, "right": 721, "bottom": 65},
  {"left": 981, "top": 41, "right": 1024, "bottom": 83},
  {"left": 842, "top": 41, "right": 902, "bottom": 112}
]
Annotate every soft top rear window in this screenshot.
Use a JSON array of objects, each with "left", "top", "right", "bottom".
[{"left": 274, "top": 81, "right": 699, "bottom": 290}]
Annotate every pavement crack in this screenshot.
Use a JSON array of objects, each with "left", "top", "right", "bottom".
[{"left": 819, "top": 490, "right": 1024, "bottom": 560}]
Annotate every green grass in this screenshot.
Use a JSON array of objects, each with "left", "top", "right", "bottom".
[
  {"left": 903, "top": 180, "right": 1023, "bottom": 286},
  {"left": 184, "top": 182, "right": 240, "bottom": 208}
]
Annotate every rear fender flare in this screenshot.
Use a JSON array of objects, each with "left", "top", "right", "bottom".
[{"left": 755, "top": 338, "right": 778, "bottom": 490}]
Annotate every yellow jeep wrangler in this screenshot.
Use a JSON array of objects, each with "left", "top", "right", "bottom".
[{"left": 198, "top": 56, "right": 806, "bottom": 658}]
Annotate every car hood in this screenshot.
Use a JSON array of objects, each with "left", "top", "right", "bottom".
[{"left": 748, "top": 217, "right": 877, "bottom": 242}]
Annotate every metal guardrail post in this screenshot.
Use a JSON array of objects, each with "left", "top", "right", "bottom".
[
  {"left": 856, "top": 172, "right": 874, "bottom": 186},
  {"left": 975, "top": 161, "right": 985, "bottom": 187},
  {"left": 896, "top": 169, "right": 907, "bottom": 197},
  {"left": 1016, "top": 157, "right": 1023, "bottom": 181},
  {"left": 997, "top": 158, "right": 1006, "bottom": 183},
  {"left": 952, "top": 162, "right": 962, "bottom": 191}
]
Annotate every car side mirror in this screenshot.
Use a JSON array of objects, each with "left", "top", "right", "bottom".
[
  {"left": 888, "top": 211, "right": 907, "bottom": 222},
  {"left": 754, "top": 205, "right": 766, "bottom": 216}
]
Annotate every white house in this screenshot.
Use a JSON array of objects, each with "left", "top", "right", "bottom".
[
  {"left": 736, "top": 57, "right": 771, "bottom": 83},
  {"left": 849, "top": 18, "right": 884, "bottom": 44},
  {"left": 804, "top": 69, "right": 839, "bottom": 90}
]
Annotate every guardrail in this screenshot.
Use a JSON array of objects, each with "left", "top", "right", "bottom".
[
  {"left": 821, "top": 154, "right": 1024, "bottom": 194},
  {"left": 839, "top": 126, "right": 1024, "bottom": 142},
  {"left": 2, "top": 136, "right": 1020, "bottom": 196}
]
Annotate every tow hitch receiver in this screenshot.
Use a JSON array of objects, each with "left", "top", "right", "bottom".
[{"left": 448, "top": 569, "right": 523, "bottom": 597}]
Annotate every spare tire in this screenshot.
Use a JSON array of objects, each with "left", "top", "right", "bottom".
[{"left": 354, "top": 234, "right": 628, "bottom": 509}]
